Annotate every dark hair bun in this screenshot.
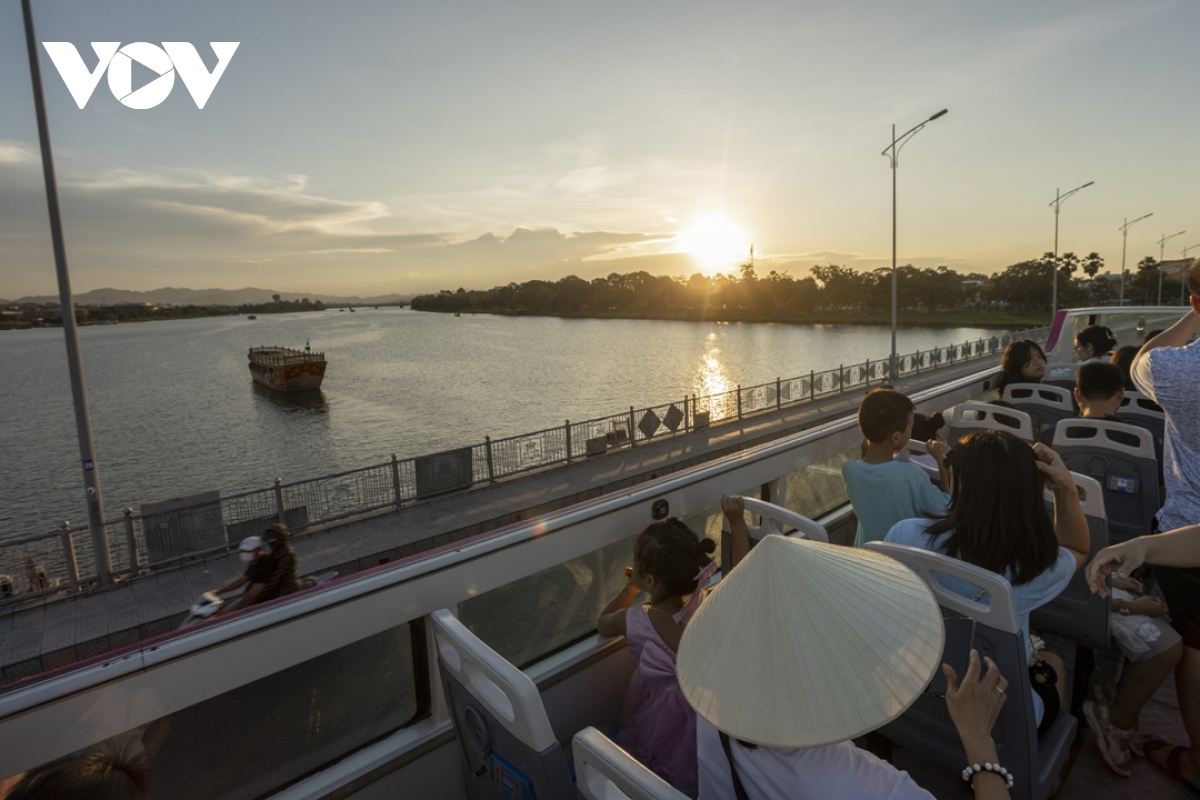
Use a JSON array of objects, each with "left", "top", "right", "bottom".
[
  {"left": 928, "top": 411, "right": 945, "bottom": 428},
  {"left": 699, "top": 538, "right": 716, "bottom": 554}
]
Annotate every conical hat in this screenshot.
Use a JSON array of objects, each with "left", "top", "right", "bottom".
[{"left": 677, "top": 534, "right": 944, "bottom": 749}]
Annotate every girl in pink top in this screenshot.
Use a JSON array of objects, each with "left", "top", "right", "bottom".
[{"left": 597, "top": 518, "right": 717, "bottom": 797}]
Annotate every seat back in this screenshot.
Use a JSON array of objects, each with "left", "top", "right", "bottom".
[
  {"left": 431, "top": 608, "right": 575, "bottom": 800},
  {"left": 1051, "top": 420, "right": 1159, "bottom": 543},
  {"left": 947, "top": 402, "right": 1034, "bottom": 444},
  {"left": 895, "top": 440, "right": 942, "bottom": 486},
  {"left": 864, "top": 543, "right": 1077, "bottom": 800},
  {"left": 720, "top": 497, "right": 827, "bottom": 571},
  {"left": 1119, "top": 392, "right": 1166, "bottom": 460},
  {"left": 1029, "top": 473, "right": 1109, "bottom": 649},
  {"left": 1002, "top": 383, "right": 1076, "bottom": 440},
  {"left": 1043, "top": 363, "right": 1079, "bottom": 392},
  {"left": 573, "top": 727, "right": 689, "bottom": 800}
]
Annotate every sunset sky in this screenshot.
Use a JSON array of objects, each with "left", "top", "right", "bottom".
[{"left": 1, "top": 0, "right": 1198, "bottom": 299}]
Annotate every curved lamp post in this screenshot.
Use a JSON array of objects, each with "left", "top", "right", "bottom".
[
  {"left": 1158, "top": 230, "right": 1186, "bottom": 305},
  {"left": 1119, "top": 213, "right": 1152, "bottom": 304},
  {"left": 1049, "top": 181, "right": 1094, "bottom": 318},
  {"left": 881, "top": 108, "right": 948, "bottom": 383}
]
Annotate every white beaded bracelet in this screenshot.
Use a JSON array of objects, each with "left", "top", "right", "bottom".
[{"left": 961, "top": 762, "right": 1015, "bottom": 789}]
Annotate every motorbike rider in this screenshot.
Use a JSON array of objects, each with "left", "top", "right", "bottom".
[{"left": 212, "top": 536, "right": 275, "bottom": 616}]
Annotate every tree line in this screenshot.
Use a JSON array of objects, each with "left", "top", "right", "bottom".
[{"left": 412, "top": 252, "right": 1188, "bottom": 317}]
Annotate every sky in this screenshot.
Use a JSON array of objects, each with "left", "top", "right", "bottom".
[{"left": 1, "top": 0, "right": 1198, "bottom": 299}]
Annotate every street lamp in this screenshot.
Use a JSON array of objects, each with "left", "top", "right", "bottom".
[
  {"left": 1049, "top": 181, "right": 1094, "bottom": 318},
  {"left": 1119, "top": 213, "right": 1152, "bottom": 304},
  {"left": 1158, "top": 230, "right": 1186, "bottom": 305},
  {"left": 881, "top": 108, "right": 948, "bottom": 383}
]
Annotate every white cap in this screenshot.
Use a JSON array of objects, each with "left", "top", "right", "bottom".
[
  {"left": 677, "top": 534, "right": 944, "bottom": 749},
  {"left": 239, "top": 536, "right": 264, "bottom": 562}
]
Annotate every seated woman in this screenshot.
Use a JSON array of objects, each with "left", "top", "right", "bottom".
[
  {"left": 996, "top": 339, "right": 1047, "bottom": 398},
  {"left": 1075, "top": 325, "right": 1119, "bottom": 364},
  {"left": 680, "top": 502, "right": 1016, "bottom": 800},
  {"left": 885, "top": 431, "right": 1090, "bottom": 733}
]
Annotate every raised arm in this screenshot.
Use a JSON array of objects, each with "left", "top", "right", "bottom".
[
  {"left": 1031, "top": 444, "right": 1089, "bottom": 569},
  {"left": 596, "top": 578, "right": 641, "bottom": 638},
  {"left": 721, "top": 495, "right": 751, "bottom": 571},
  {"left": 944, "top": 650, "right": 1012, "bottom": 800}
]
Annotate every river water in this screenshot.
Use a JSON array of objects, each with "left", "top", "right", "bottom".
[{"left": 0, "top": 309, "right": 1004, "bottom": 539}]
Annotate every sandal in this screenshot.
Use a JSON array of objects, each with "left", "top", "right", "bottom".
[
  {"left": 1082, "top": 700, "right": 1131, "bottom": 776},
  {"left": 1143, "top": 738, "right": 1200, "bottom": 798}
]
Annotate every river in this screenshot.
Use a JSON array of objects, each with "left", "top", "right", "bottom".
[{"left": 0, "top": 308, "right": 1006, "bottom": 539}]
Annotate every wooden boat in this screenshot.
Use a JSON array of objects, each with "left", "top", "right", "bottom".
[{"left": 247, "top": 341, "right": 326, "bottom": 391}]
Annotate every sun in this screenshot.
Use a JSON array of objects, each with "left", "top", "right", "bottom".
[{"left": 677, "top": 213, "right": 751, "bottom": 275}]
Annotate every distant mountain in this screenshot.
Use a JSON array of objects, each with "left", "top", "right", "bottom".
[{"left": 14, "top": 287, "right": 411, "bottom": 306}]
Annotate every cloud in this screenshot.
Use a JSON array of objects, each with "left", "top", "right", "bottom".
[{"left": 0, "top": 141, "right": 37, "bottom": 164}]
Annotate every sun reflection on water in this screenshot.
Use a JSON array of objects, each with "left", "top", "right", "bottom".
[{"left": 695, "top": 336, "right": 733, "bottom": 399}]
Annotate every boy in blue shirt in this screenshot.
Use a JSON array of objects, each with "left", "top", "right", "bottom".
[{"left": 842, "top": 389, "right": 950, "bottom": 547}]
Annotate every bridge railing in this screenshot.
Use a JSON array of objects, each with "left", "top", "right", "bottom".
[{"left": 0, "top": 325, "right": 1047, "bottom": 602}]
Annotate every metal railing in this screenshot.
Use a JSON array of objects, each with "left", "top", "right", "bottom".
[{"left": 0, "top": 326, "right": 1047, "bottom": 601}]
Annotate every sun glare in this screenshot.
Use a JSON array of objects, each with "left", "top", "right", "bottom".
[{"left": 678, "top": 213, "right": 751, "bottom": 275}]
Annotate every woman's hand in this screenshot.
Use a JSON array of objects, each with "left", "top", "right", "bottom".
[
  {"left": 1031, "top": 443, "right": 1075, "bottom": 492},
  {"left": 1110, "top": 575, "right": 1145, "bottom": 594},
  {"left": 1086, "top": 539, "right": 1148, "bottom": 597},
  {"left": 927, "top": 440, "right": 950, "bottom": 461},
  {"left": 721, "top": 495, "right": 745, "bottom": 521},
  {"left": 1128, "top": 595, "right": 1168, "bottom": 617},
  {"left": 944, "top": 649, "right": 1008, "bottom": 751}
]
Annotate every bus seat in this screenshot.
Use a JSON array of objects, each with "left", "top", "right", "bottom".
[
  {"left": 720, "top": 497, "right": 828, "bottom": 572},
  {"left": 895, "top": 440, "right": 942, "bottom": 486},
  {"left": 1030, "top": 473, "right": 1109, "bottom": 650},
  {"left": 1119, "top": 392, "right": 1166, "bottom": 460},
  {"left": 431, "top": 608, "right": 575, "bottom": 800},
  {"left": 947, "top": 402, "right": 1034, "bottom": 444},
  {"left": 864, "top": 543, "right": 1077, "bottom": 800},
  {"left": 1043, "top": 363, "right": 1079, "bottom": 392},
  {"left": 1051, "top": 420, "right": 1159, "bottom": 543},
  {"left": 573, "top": 727, "right": 689, "bottom": 800},
  {"left": 1002, "top": 383, "right": 1076, "bottom": 440}
]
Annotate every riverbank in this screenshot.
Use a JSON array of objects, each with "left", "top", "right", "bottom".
[{"left": 424, "top": 307, "right": 1045, "bottom": 329}]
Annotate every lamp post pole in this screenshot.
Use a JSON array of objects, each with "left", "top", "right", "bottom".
[
  {"left": 881, "top": 108, "right": 948, "bottom": 384},
  {"left": 1158, "top": 230, "right": 1186, "bottom": 305},
  {"left": 1119, "top": 213, "right": 1152, "bottom": 305},
  {"left": 21, "top": 0, "right": 113, "bottom": 584},
  {"left": 1049, "top": 181, "right": 1094, "bottom": 319}
]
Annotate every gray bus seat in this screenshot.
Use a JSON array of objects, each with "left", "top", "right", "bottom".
[
  {"left": 573, "top": 727, "right": 689, "bottom": 800},
  {"left": 1002, "top": 383, "right": 1075, "bottom": 440},
  {"left": 1043, "top": 363, "right": 1079, "bottom": 392},
  {"left": 1030, "top": 473, "right": 1109, "bottom": 650},
  {"left": 1051, "top": 419, "right": 1159, "bottom": 543},
  {"left": 432, "top": 608, "right": 575, "bottom": 800},
  {"left": 947, "top": 402, "right": 1035, "bottom": 444},
  {"left": 1119, "top": 392, "right": 1166, "bottom": 467},
  {"left": 720, "top": 497, "right": 828, "bottom": 572},
  {"left": 864, "top": 543, "right": 1077, "bottom": 800},
  {"left": 895, "top": 440, "right": 942, "bottom": 486}
]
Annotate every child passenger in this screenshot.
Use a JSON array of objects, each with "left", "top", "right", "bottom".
[
  {"left": 842, "top": 389, "right": 950, "bottom": 547},
  {"left": 596, "top": 518, "right": 717, "bottom": 796}
]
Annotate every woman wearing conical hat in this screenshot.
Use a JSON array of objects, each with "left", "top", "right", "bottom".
[{"left": 673, "top": 498, "right": 1012, "bottom": 800}]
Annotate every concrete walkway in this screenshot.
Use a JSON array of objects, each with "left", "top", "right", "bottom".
[{"left": 0, "top": 358, "right": 992, "bottom": 685}]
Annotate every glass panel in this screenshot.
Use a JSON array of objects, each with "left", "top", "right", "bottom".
[
  {"left": 781, "top": 446, "right": 858, "bottom": 531},
  {"left": 1, "top": 622, "right": 426, "bottom": 800}
]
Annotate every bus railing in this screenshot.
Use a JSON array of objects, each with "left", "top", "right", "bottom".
[{"left": 0, "top": 326, "right": 1045, "bottom": 600}]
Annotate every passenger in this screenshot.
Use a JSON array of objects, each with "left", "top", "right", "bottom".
[
  {"left": 884, "top": 431, "right": 1090, "bottom": 734},
  {"left": 260, "top": 523, "right": 301, "bottom": 601},
  {"left": 1111, "top": 345, "right": 1139, "bottom": 391},
  {"left": 842, "top": 389, "right": 949, "bottom": 547},
  {"left": 996, "top": 339, "right": 1047, "bottom": 397},
  {"left": 1118, "top": 272, "right": 1200, "bottom": 789},
  {"left": 1089, "top": 522, "right": 1200, "bottom": 791},
  {"left": 211, "top": 536, "right": 274, "bottom": 616},
  {"left": 682, "top": 514, "right": 1015, "bottom": 800},
  {"left": 1075, "top": 325, "right": 1119, "bottom": 364},
  {"left": 910, "top": 410, "right": 945, "bottom": 442},
  {"left": 596, "top": 517, "right": 718, "bottom": 796},
  {"left": 1083, "top": 571, "right": 1182, "bottom": 776},
  {"left": 5, "top": 744, "right": 148, "bottom": 799}
]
